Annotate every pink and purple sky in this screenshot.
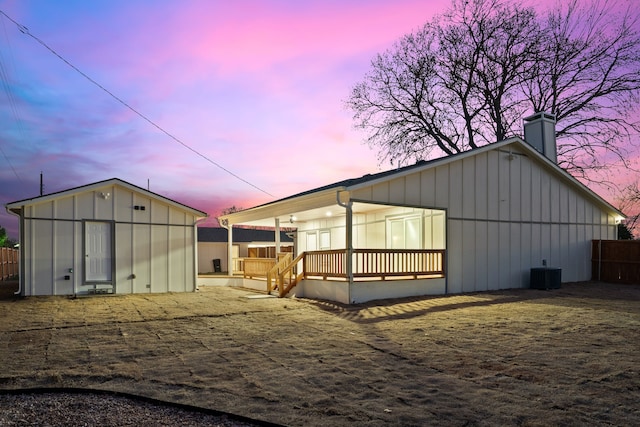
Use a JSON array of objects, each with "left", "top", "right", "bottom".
[
  {"left": 0, "top": 0, "right": 454, "bottom": 238},
  {"left": 0, "top": 0, "right": 637, "bottom": 239}
]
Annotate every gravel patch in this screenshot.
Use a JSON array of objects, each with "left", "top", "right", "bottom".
[{"left": 0, "top": 391, "right": 269, "bottom": 426}]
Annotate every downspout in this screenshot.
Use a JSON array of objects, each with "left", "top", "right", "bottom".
[
  {"left": 219, "top": 218, "right": 233, "bottom": 276},
  {"left": 275, "top": 218, "right": 281, "bottom": 256},
  {"left": 336, "top": 191, "right": 353, "bottom": 303},
  {"left": 444, "top": 209, "right": 449, "bottom": 295},
  {"left": 5, "top": 206, "right": 22, "bottom": 295}
]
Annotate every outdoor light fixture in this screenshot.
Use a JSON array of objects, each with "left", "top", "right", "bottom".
[{"left": 99, "top": 192, "right": 110, "bottom": 200}]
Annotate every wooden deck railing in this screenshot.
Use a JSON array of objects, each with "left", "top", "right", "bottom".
[
  {"left": 243, "top": 253, "right": 293, "bottom": 282},
  {"left": 276, "top": 252, "right": 305, "bottom": 297},
  {"left": 0, "top": 247, "right": 19, "bottom": 281},
  {"left": 241, "top": 249, "right": 446, "bottom": 296},
  {"left": 354, "top": 249, "right": 445, "bottom": 278},
  {"left": 233, "top": 258, "right": 245, "bottom": 274},
  {"left": 305, "top": 249, "right": 445, "bottom": 280},
  {"left": 243, "top": 258, "right": 277, "bottom": 279},
  {"left": 266, "top": 253, "right": 293, "bottom": 292},
  {"left": 304, "top": 249, "right": 345, "bottom": 278}
]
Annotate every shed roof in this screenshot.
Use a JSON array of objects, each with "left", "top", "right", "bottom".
[{"left": 5, "top": 178, "right": 208, "bottom": 218}]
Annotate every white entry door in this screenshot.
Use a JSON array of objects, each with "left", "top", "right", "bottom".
[{"left": 85, "top": 221, "right": 113, "bottom": 281}]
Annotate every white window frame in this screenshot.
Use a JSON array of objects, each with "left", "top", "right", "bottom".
[
  {"left": 319, "top": 230, "right": 331, "bottom": 250},
  {"left": 386, "top": 214, "right": 422, "bottom": 249},
  {"left": 306, "top": 231, "right": 318, "bottom": 251}
]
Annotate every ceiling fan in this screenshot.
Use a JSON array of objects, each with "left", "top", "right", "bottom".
[{"left": 289, "top": 214, "right": 306, "bottom": 224}]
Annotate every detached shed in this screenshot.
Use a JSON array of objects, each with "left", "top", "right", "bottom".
[{"left": 5, "top": 178, "right": 207, "bottom": 296}]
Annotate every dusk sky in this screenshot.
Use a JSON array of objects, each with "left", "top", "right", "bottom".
[{"left": 0, "top": 0, "right": 637, "bottom": 239}]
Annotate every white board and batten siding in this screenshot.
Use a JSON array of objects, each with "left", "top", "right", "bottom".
[
  {"left": 9, "top": 179, "right": 206, "bottom": 296},
  {"left": 350, "top": 144, "right": 618, "bottom": 293}
]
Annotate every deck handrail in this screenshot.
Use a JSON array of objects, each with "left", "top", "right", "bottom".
[
  {"left": 305, "top": 249, "right": 445, "bottom": 279},
  {"left": 266, "top": 253, "right": 293, "bottom": 292},
  {"left": 276, "top": 252, "right": 305, "bottom": 297},
  {"left": 243, "top": 257, "right": 277, "bottom": 279},
  {"left": 243, "top": 249, "right": 446, "bottom": 297}
]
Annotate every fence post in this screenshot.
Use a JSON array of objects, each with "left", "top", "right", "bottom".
[{"left": 598, "top": 239, "right": 602, "bottom": 282}]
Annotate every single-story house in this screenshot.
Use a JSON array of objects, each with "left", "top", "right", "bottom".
[
  {"left": 197, "top": 227, "right": 294, "bottom": 274},
  {"left": 217, "top": 113, "right": 624, "bottom": 304},
  {"left": 5, "top": 178, "right": 207, "bottom": 296}
]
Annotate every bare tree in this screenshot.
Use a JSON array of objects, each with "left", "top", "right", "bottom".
[
  {"left": 348, "top": 0, "right": 640, "bottom": 177},
  {"left": 617, "top": 181, "right": 640, "bottom": 237},
  {"left": 220, "top": 205, "right": 243, "bottom": 216},
  {"left": 0, "top": 226, "right": 8, "bottom": 247},
  {"left": 524, "top": 0, "right": 640, "bottom": 179},
  {"left": 348, "top": 26, "right": 456, "bottom": 165},
  {"left": 438, "top": 0, "right": 541, "bottom": 143}
]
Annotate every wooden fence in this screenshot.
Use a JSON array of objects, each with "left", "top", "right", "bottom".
[
  {"left": 591, "top": 240, "right": 640, "bottom": 284},
  {"left": 1, "top": 247, "right": 19, "bottom": 281}
]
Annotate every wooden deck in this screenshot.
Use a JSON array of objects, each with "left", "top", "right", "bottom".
[{"left": 242, "top": 249, "right": 446, "bottom": 297}]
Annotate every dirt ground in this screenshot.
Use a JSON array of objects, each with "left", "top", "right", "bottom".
[{"left": 0, "top": 281, "right": 638, "bottom": 426}]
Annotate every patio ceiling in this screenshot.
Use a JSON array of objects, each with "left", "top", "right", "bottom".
[{"left": 219, "top": 187, "right": 389, "bottom": 229}]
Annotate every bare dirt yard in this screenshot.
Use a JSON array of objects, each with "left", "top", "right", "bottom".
[{"left": 0, "top": 281, "right": 638, "bottom": 426}]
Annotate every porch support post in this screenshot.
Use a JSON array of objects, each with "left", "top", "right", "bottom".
[
  {"left": 220, "top": 219, "right": 233, "bottom": 275},
  {"left": 346, "top": 204, "right": 353, "bottom": 285},
  {"left": 274, "top": 218, "right": 281, "bottom": 256},
  {"left": 337, "top": 190, "right": 353, "bottom": 303},
  {"left": 227, "top": 225, "right": 233, "bottom": 274}
]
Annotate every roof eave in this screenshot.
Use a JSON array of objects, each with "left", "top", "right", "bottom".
[
  {"left": 346, "top": 138, "right": 521, "bottom": 192},
  {"left": 513, "top": 140, "right": 624, "bottom": 218},
  {"left": 223, "top": 137, "right": 623, "bottom": 225},
  {"left": 219, "top": 187, "right": 347, "bottom": 225},
  {"left": 4, "top": 178, "right": 208, "bottom": 218}
]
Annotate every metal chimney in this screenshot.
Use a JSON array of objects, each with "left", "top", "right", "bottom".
[{"left": 524, "top": 112, "right": 557, "bottom": 163}]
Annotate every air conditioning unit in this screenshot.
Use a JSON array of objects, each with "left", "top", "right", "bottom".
[{"left": 530, "top": 267, "right": 562, "bottom": 290}]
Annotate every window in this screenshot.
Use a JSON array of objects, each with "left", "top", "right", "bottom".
[
  {"left": 306, "top": 232, "right": 318, "bottom": 251},
  {"left": 387, "top": 215, "right": 422, "bottom": 249},
  {"left": 319, "top": 230, "right": 331, "bottom": 250}
]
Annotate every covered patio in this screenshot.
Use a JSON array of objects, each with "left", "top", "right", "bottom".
[{"left": 217, "top": 185, "right": 447, "bottom": 304}]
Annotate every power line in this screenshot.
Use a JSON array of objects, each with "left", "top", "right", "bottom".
[
  {"left": 0, "top": 9, "right": 274, "bottom": 198},
  {"left": 0, "top": 15, "right": 24, "bottom": 184}
]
